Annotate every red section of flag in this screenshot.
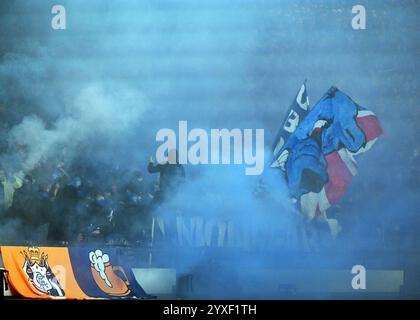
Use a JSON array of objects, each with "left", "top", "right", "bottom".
[
  {"left": 356, "top": 114, "right": 383, "bottom": 142},
  {"left": 324, "top": 151, "right": 353, "bottom": 205}
]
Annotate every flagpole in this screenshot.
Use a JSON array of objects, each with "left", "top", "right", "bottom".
[{"left": 149, "top": 215, "right": 155, "bottom": 266}]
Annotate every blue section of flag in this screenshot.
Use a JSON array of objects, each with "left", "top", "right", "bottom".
[
  {"left": 285, "top": 136, "right": 328, "bottom": 199},
  {"left": 290, "top": 87, "right": 366, "bottom": 154}
]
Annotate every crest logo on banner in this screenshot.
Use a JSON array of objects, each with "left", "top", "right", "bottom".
[
  {"left": 21, "top": 247, "right": 65, "bottom": 297},
  {"left": 89, "top": 249, "right": 132, "bottom": 297}
]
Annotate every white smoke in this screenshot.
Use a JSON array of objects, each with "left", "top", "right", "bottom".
[{"left": 5, "top": 82, "right": 147, "bottom": 173}]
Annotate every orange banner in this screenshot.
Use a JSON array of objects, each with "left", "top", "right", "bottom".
[{"left": 0, "top": 246, "right": 90, "bottom": 299}]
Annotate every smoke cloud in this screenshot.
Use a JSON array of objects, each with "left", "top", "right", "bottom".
[{"left": 0, "top": 0, "right": 419, "bottom": 298}]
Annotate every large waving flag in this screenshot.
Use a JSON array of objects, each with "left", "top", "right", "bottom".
[{"left": 273, "top": 85, "right": 383, "bottom": 234}]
